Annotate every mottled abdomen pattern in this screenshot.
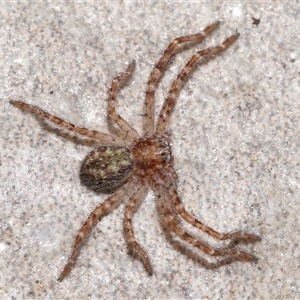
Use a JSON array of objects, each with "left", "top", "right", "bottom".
[{"left": 80, "top": 146, "right": 133, "bottom": 193}]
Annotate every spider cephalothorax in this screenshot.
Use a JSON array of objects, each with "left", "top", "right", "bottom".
[
  {"left": 131, "top": 133, "right": 172, "bottom": 176},
  {"left": 11, "top": 21, "right": 260, "bottom": 281}
]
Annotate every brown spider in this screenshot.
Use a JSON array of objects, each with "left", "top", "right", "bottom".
[{"left": 11, "top": 21, "right": 261, "bottom": 281}]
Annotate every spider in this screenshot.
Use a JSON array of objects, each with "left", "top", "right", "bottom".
[{"left": 10, "top": 21, "right": 261, "bottom": 281}]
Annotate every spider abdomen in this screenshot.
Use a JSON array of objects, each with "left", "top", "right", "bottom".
[{"left": 80, "top": 146, "right": 133, "bottom": 193}]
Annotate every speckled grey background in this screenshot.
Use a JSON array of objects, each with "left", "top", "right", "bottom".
[{"left": 1, "top": 2, "right": 299, "bottom": 299}]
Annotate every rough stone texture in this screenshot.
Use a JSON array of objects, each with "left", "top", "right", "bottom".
[{"left": 1, "top": 2, "right": 299, "bottom": 299}]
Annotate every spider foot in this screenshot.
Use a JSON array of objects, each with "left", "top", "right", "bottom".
[
  {"left": 143, "top": 257, "right": 153, "bottom": 276},
  {"left": 57, "top": 262, "right": 73, "bottom": 282},
  {"left": 228, "top": 232, "right": 261, "bottom": 244},
  {"left": 212, "top": 247, "right": 259, "bottom": 263},
  {"left": 128, "top": 248, "right": 153, "bottom": 275},
  {"left": 147, "top": 268, "right": 154, "bottom": 276},
  {"left": 236, "top": 251, "right": 259, "bottom": 263}
]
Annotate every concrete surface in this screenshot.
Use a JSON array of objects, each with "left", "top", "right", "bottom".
[{"left": 1, "top": 2, "right": 299, "bottom": 299}]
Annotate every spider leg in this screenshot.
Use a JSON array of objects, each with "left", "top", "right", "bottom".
[
  {"left": 10, "top": 100, "right": 124, "bottom": 145},
  {"left": 169, "top": 186, "right": 261, "bottom": 243},
  {"left": 107, "top": 61, "right": 140, "bottom": 141},
  {"left": 159, "top": 189, "right": 259, "bottom": 263},
  {"left": 144, "top": 21, "right": 220, "bottom": 133},
  {"left": 124, "top": 186, "right": 153, "bottom": 275},
  {"left": 156, "top": 32, "right": 239, "bottom": 132},
  {"left": 58, "top": 182, "right": 137, "bottom": 281}
]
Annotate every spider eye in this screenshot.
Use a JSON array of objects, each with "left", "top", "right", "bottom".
[
  {"left": 80, "top": 146, "right": 133, "bottom": 193},
  {"left": 158, "top": 140, "right": 171, "bottom": 162}
]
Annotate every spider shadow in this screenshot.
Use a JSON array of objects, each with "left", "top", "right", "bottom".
[
  {"left": 123, "top": 186, "right": 151, "bottom": 268},
  {"left": 155, "top": 200, "right": 248, "bottom": 271},
  {"left": 104, "top": 32, "right": 233, "bottom": 140},
  {"left": 107, "top": 117, "right": 127, "bottom": 140},
  {"left": 40, "top": 121, "right": 104, "bottom": 148}
]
